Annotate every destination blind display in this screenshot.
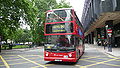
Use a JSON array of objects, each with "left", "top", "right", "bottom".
[
  {"left": 52, "top": 24, "right": 65, "bottom": 33},
  {"left": 46, "top": 23, "right": 73, "bottom": 34}
]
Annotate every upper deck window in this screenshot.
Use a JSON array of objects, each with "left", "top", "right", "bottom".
[{"left": 46, "top": 9, "right": 73, "bottom": 23}]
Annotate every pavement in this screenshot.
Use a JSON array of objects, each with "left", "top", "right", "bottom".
[{"left": 85, "top": 44, "right": 120, "bottom": 57}]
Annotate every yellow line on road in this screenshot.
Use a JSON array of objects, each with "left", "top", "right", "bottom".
[
  {"left": 82, "top": 59, "right": 97, "bottom": 63},
  {"left": 5, "top": 57, "right": 19, "bottom": 59},
  {"left": 85, "top": 58, "right": 118, "bottom": 67},
  {"left": 82, "top": 56, "right": 98, "bottom": 57},
  {"left": 6, "top": 55, "right": 43, "bottom": 62},
  {"left": 9, "top": 62, "right": 30, "bottom": 65},
  {"left": 31, "top": 64, "right": 54, "bottom": 68},
  {"left": 2, "top": 55, "right": 16, "bottom": 56},
  {"left": 44, "top": 64, "right": 55, "bottom": 66},
  {"left": 0, "top": 55, "right": 10, "bottom": 68},
  {"left": 103, "top": 52, "right": 116, "bottom": 58},
  {"left": 0, "top": 65, "right": 5, "bottom": 66},
  {"left": 80, "top": 66, "right": 87, "bottom": 68},
  {"left": 21, "top": 55, "right": 40, "bottom": 57},
  {"left": 31, "top": 66, "right": 40, "bottom": 68},
  {"left": 0, "top": 61, "right": 3, "bottom": 63},
  {"left": 7, "top": 58, "right": 25, "bottom": 61},
  {"left": 75, "top": 65, "right": 87, "bottom": 68},
  {"left": 80, "top": 56, "right": 99, "bottom": 60},
  {"left": 7, "top": 61, "right": 42, "bottom": 66},
  {"left": 116, "top": 60, "right": 120, "bottom": 61},
  {"left": 18, "top": 55, "right": 47, "bottom": 68},
  {"left": 25, "top": 57, "right": 40, "bottom": 59},
  {"left": 104, "top": 63, "right": 120, "bottom": 67},
  {"left": 20, "top": 55, "right": 43, "bottom": 58},
  {"left": 97, "top": 49, "right": 118, "bottom": 59},
  {"left": 97, "top": 57, "right": 110, "bottom": 60}
]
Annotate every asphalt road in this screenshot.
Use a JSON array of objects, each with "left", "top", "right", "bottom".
[{"left": 0, "top": 45, "right": 120, "bottom": 68}]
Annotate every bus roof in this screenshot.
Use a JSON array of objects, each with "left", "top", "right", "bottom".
[{"left": 46, "top": 8, "right": 74, "bottom": 12}]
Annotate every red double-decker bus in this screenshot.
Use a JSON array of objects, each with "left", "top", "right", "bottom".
[{"left": 44, "top": 8, "right": 84, "bottom": 62}]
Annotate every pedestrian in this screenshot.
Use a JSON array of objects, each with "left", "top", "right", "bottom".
[
  {"left": 103, "top": 41, "right": 107, "bottom": 50},
  {"left": 0, "top": 36, "right": 2, "bottom": 52},
  {"left": 97, "top": 41, "right": 101, "bottom": 46},
  {"left": 9, "top": 43, "right": 13, "bottom": 49},
  {"left": 0, "top": 41, "right": 1, "bottom": 52}
]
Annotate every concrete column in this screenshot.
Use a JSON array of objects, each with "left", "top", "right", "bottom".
[
  {"left": 91, "top": 32, "right": 94, "bottom": 44},
  {"left": 101, "top": 28, "right": 106, "bottom": 46},
  {"left": 85, "top": 35, "right": 89, "bottom": 43},
  {"left": 89, "top": 32, "right": 94, "bottom": 44},
  {"left": 96, "top": 28, "right": 101, "bottom": 41},
  {"left": 87, "top": 34, "right": 89, "bottom": 44},
  {"left": 96, "top": 28, "right": 101, "bottom": 46},
  {"left": 94, "top": 30, "right": 97, "bottom": 45},
  {"left": 90, "top": 33, "right": 92, "bottom": 44},
  {"left": 88, "top": 34, "right": 91, "bottom": 44}
]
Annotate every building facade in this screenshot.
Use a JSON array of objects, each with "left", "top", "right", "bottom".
[{"left": 82, "top": 0, "right": 120, "bottom": 47}]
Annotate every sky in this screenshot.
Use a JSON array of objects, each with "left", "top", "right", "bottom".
[{"left": 57, "top": 0, "right": 85, "bottom": 21}]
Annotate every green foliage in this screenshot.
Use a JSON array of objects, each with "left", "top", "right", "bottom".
[
  {"left": 13, "top": 45, "right": 29, "bottom": 49},
  {"left": 55, "top": 0, "right": 72, "bottom": 8},
  {"left": 12, "top": 28, "right": 32, "bottom": 43},
  {"left": 1, "top": 44, "right": 29, "bottom": 49},
  {"left": 31, "top": 0, "right": 72, "bottom": 44},
  {"left": 0, "top": 0, "right": 71, "bottom": 45},
  {"left": 0, "top": 0, "right": 38, "bottom": 41}
]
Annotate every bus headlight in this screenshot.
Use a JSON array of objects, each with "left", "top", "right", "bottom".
[
  {"left": 69, "top": 54, "right": 72, "bottom": 57},
  {"left": 46, "top": 53, "right": 49, "bottom": 56}
]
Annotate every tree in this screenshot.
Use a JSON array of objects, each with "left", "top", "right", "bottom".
[
  {"left": 11, "top": 28, "right": 32, "bottom": 43},
  {"left": 0, "top": 0, "right": 37, "bottom": 51},
  {"left": 0, "top": 0, "right": 71, "bottom": 46},
  {"left": 0, "top": 0, "right": 38, "bottom": 41},
  {"left": 55, "top": 0, "right": 72, "bottom": 8},
  {"left": 31, "top": 0, "right": 72, "bottom": 45}
]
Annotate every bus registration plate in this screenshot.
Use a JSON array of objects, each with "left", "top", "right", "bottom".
[{"left": 55, "top": 59, "right": 62, "bottom": 61}]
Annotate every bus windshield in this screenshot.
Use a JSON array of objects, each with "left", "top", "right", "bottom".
[
  {"left": 46, "top": 9, "right": 73, "bottom": 23},
  {"left": 44, "top": 35, "right": 75, "bottom": 52}
]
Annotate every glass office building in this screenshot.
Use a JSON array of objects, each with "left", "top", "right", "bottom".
[{"left": 82, "top": 0, "right": 120, "bottom": 47}]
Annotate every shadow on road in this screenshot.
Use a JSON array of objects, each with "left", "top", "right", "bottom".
[{"left": 46, "top": 61, "right": 77, "bottom": 65}]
